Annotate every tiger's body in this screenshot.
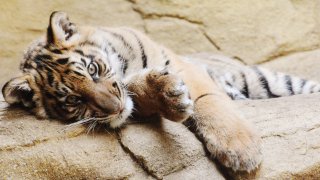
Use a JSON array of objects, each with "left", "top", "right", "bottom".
[{"left": 3, "top": 11, "right": 320, "bottom": 173}]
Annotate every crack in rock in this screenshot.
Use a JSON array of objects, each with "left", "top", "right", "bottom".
[
  {"left": 258, "top": 47, "right": 320, "bottom": 65},
  {"left": 116, "top": 131, "right": 159, "bottom": 179},
  {"left": 126, "top": 0, "right": 223, "bottom": 53},
  {"left": 201, "top": 29, "right": 221, "bottom": 50}
]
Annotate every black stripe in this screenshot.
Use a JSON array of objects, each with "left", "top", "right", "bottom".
[
  {"left": 47, "top": 72, "right": 54, "bottom": 86},
  {"left": 114, "top": 82, "right": 121, "bottom": 99},
  {"left": 161, "top": 50, "right": 171, "bottom": 66},
  {"left": 118, "top": 54, "right": 128, "bottom": 74},
  {"left": 74, "top": 49, "right": 97, "bottom": 62},
  {"left": 299, "top": 79, "right": 307, "bottom": 93},
  {"left": 62, "top": 81, "right": 75, "bottom": 91},
  {"left": 240, "top": 72, "right": 249, "bottom": 98},
  {"left": 34, "top": 69, "right": 45, "bottom": 82},
  {"left": 65, "top": 29, "right": 73, "bottom": 41},
  {"left": 34, "top": 54, "right": 52, "bottom": 61},
  {"left": 60, "top": 75, "right": 66, "bottom": 84},
  {"left": 206, "top": 67, "right": 215, "bottom": 81},
  {"left": 79, "top": 41, "right": 102, "bottom": 48},
  {"left": 76, "top": 66, "right": 84, "bottom": 71},
  {"left": 131, "top": 32, "right": 148, "bottom": 68},
  {"left": 56, "top": 58, "right": 69, "bottom": 65},
  {"left": 54, "top": 91, "right": 66, "bottom": 98},
  {"left": 47, "top": 12, "right": 57, "bottom": 44},
  {"left": 87, "top": 54, "right": 95, "bottom": 61},
  {"left": 102, "top": 63, "right": 107, "bottom": 74},
  {"left": 23, "top": 62, "right": 34, "bottom": 70},
  {"left": 61, "top": 87, "right": 68, "bottom": 93},
  {"left": 309, "top": 84, "right": 317, "bottom": 93},
  {"left": 2, "top": 80, "right": 10, "bottom": 98},
  {"left": 81, "top": 58, "right": 87, "bottom": 67},
  {"left": 67, "top": 61, "right": 82, "bottom": 67},
  {"left": 74, "top": 50, "right": 85, "bottom": 56},
  {"left": 106, "top": 42, "right": 116, "bottom": 53},
  {"left": 72, "top": 70, "right": 86, "bottom": 77},
  {"left": 44, "top": 66, "right": 55, "bottom": 86},
  {"left": 284, "top": 75, "right": 293, "bottom": 95},
  {"left": 253, "top": 67, "right": 279, "bottom": 98},
  {"left": 102, "top": 29, "right": 136, "bottom": 59},
  {"left": 65, "top": 69, "right": 85, "bottom": 77},
  {"left": 51, "top": 49, "right": 62, "bottom": 54},
  {"left": 139, "top": 41, "right": 147, "bottom": 68},
  {"left": 107, "top": 31, "right": 134, "bottom": 51},
  {"left": 194, "top": 93, "right": 216, "bottom": 103},
  {"left": 104, "top": 40, "right": 129, "bottom": 74},
  {"left": 96, "top": 62, "right": 103, "bottom": 76}
]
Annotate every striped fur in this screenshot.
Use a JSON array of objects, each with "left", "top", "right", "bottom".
[
  {"left": 202, "top": 56, "right": 320, "bottom": 100},
  {"left": 3, "top": 11, "right": 320, "bottom": 172}
]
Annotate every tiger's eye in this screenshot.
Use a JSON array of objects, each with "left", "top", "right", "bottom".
[
  {"left": 66, "top": 95, "right": 81, "bottom": 105},
  {"left": 88, "top": 63, "right": 97, "bottom": 76}
]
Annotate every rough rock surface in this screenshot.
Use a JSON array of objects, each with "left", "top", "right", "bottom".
[
  {"left": 234, "top": 95, "right": 320, "bottom": 180},
  {"left": 261, "top": 49, "right": 320, "bottom": 82},
  {"left": 119, "top": 120, "right": 222, "bottom": 179},
  {"left": 132, "top": 0, "right": 320, "bottom": 64},
  {"left": 2, "top": 0, "right": 320, "bottom": 86},
  {"left": 0, "top": 104, "right": 151, "bottom": 179},
  {"left": 1, "top": 91, "right": 320, "bottom": 179},
  {"left": 0, "top": 102, "right": 224, "bottom": 180}
]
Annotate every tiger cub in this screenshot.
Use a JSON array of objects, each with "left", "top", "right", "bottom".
[{"left": 3, "top": 11, "right": 320, "bottom": 172}]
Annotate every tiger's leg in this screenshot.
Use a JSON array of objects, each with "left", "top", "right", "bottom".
[
  {"left": 171, "top": 58, "right": 262, "bottom": 172},
  {"left": 124, "top": 68, "right": 194, "bottom": 122}
]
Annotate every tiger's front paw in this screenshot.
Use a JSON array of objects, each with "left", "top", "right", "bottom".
[
  {"left": 147, "top": 69, "right": 194, "bottom": 122},
  {"left": 205, "top": 124, "right": 262, "bottom": 172}
]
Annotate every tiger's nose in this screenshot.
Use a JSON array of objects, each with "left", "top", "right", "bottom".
[
  {"left": 94, "top": 97, "right": 122, "bottom": 114},
  {"left": 87, "top": 81, "right": 123, "bottom": 114}
]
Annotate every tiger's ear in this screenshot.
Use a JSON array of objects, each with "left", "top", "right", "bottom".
[
  {"left": 47, "top": 11, "right": 80, "bottom": 47},
  {"left": 2, "top": 75, "right": 35, "bottom": 108}
]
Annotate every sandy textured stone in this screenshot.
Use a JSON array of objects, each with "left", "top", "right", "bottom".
[
  {"left": 234, "top": 94, "right": 320, "bottom": 179},
  {"left": 0, "top": 103, "right": 150, "bottom": 179},
  {"left": 262, "top": 49, "right": 320, "bottom": 82},
  {"left": 144, "top": 17, "right": 218, "bottom": 54},
  {"left": 119, "top": 119, "right": 224, "bottom": 179},
  {"left": 2, "top": 91, "right": 320, "bottom": 179},
  {"left": 164, "top": 158, "right": 225, "bottom": 180},
  {"left": 2, "top": 0, "right": 320, "bottom": 87},
  {"left": 132, "top": 0, "right": 320, "bottom": 64}
]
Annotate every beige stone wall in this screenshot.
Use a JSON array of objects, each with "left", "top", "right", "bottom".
[{"left": 1, "top": 0, "right": 320, "bottom": 86}]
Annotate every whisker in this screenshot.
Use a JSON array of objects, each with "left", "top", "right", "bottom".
[
  {"left": 86, "top": 120, "right": 98, "bottom": 134},
  {"left": 65, "top": 117, "right": 95, "bottom": 129},
  {"left": 104, "top": 127, "right": 112, "bottom": 136},
  {"left": 126, "top": 91, "right": 137, "bottom": 96},
  {"left": 92, "top": 116, "right": 112, "bottom": 121}
]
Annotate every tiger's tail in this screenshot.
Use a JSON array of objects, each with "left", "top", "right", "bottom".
[{"left": 217, "top": 66, "right": 320, "bottom": 100}]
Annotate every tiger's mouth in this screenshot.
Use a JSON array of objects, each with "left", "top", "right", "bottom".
[
  {"left": 80, "top": 95, "right": 133, "bottom": 128},
  {"left": 66, "top": 95, "right": 133, "bottom": 132},
  {"left": 105, "top": 96, "right": 133, "bottom": 128}
]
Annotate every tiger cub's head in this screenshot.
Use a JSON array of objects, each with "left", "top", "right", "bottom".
[{"left": 2, "top": 11, "right": 133, "bottom": 128}]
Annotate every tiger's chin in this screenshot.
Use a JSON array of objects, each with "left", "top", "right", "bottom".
[{"left": 104, "top": 96, "right": 133, "bottom": 128}]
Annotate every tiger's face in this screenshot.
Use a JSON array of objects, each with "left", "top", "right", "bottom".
[{"left": 2, "top": 11, "right": 133, "bottom": 128}]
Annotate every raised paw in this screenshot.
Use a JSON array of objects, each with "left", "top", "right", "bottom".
[{"left": 146, "top": 69, "right": 194, "bottom": 122}]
